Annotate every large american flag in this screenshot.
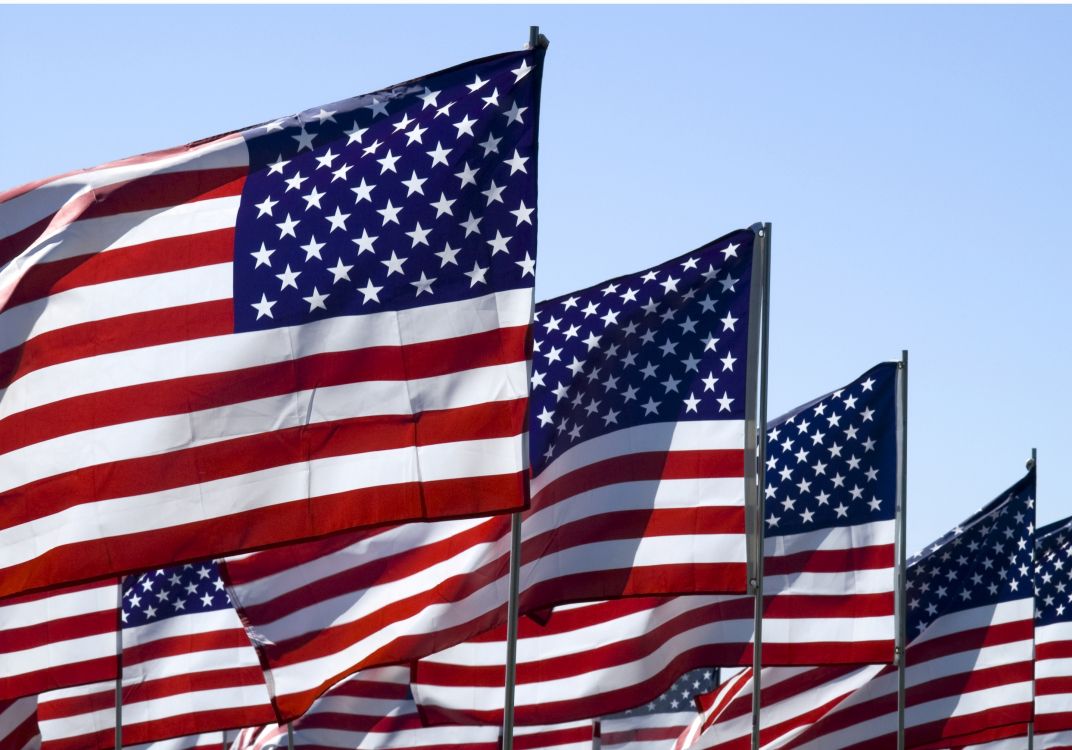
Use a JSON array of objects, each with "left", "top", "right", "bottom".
[
  {"left": 600, "top": 668, "right": 719, "bottom": 750},
  {"left": 35, "top": 562, "right": 274, "bottom": 749},
  {"left": 0, "top": 579, "right": 118, "bottom": 700},
  {"left": 0, "top": 46, "right": 542, "bottom": 598},
  {"left": 676, "top": 470, "right": 1036, "bottom": 749},
  {"left": 219, "top": 228, "right": 760, "bottom": 720}
]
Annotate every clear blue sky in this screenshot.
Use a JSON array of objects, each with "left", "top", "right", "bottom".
[{"left": 2, "top": 5, "right": 1069, "bottom": 553}]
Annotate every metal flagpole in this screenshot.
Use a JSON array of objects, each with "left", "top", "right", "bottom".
[
  {"left": 895, "top": 350, "right": 909, "bottom": 750},
  {"left": 749, "top": 223, "right": 772, "bottom": 750},
  {"left": 500, "top": 27, "right": 546, "bottom": 750},
  {"left": 115, "top": 581, "right": 123, "bottom": 750},
  {"left": 1027, "top": 447, "right": 1037, "bottom": 750},
  {"left": 287, "top": 722, "right": 295, "bottom": 750}
]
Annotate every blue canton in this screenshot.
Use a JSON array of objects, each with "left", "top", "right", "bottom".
[
  {"left": 529, "top": 229, "right": 756, "bottom": 475},
  {"left": 1036, "top": 516, "right": 1072, "bottom": 627},
  {"left": 905, "top": 471, "right": 1035, "bottom": 640},
  {"left": 608, "top": 667, "right": 720, "bottom": 717},
  {"left": 763, "top": 362, "right": 898, "bottom": 537},
  {"left": 121, "top": 561, "right": 232, "bottom": 628},
  {"left": 233, "top": 49, "right": 543, "bottom": 331}
]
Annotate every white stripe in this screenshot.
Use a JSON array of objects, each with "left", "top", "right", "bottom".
[
  {"left": 2, "top": 360, "right": 528, "bottom": 494},
  {"left": 0, "top": 135, "right": 246, "bottom": 242},
  {"left": 124, "top": 608, "right": 247, "bottom": 650},
  {"left": 1, "top": 286, "right": 531, "bottom": 419},
  {"left": 0, "top": 581, "right": 116, "bottom": 628},
  {"left": 123, "top": 647, "right": 264, "bottom": 690},
  {"left": 0, "top": 696, "right": 37, "bottom": 743},
  {"left": 0, "top": 434, "right": 524, "bottom": 569},
  {"left": 764, "top": 519, "right": 895, "bottom": 558},
  {"left": 1038, "top": 620, "right": 1072, "bottom": 646},
  {"left": 1, "top": 632, "right": 116, "bottom": 682},
  {"left": 1037, "top": 657, "right": 1072, "bottom": 680},
  {"left": 531, "top": 420, "right": 745, "bottom": 496}
]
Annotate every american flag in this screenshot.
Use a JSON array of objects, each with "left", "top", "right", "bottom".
[
  {"left": 0, "top": 46, "right": 542, "bottom": 598},
  {"left": 410, "top": 363, "right": 899, "bottom": 727},
  {"left": 219, "top": 227, "right": 760, "bottom": 720},
  {"left": 1, "top": 579, "right": 118, "bottom": 700},
  {"left": 600, "top": 668, "right": 719, "bottom": 750},
  {"left": 228, "top": 666, "right": 500, "bottom": 750},
  {"left": 35, "top": 562, "right": 274, "bottom": 749},
  {"left": 676, "top": 469, "right": 1036, "bottom": 749},
  {"left": 1036, "top": 516, "right": 1072, "bottom": 737}
]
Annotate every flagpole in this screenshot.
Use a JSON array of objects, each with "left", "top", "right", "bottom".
[
  {"left": 749, "top": 223, "right": 772, "bottom": 750},
  {"left": 287, "top": 722, "right": 295, "bottom": 750},
  {"left": 895, "top": 350, "right": 909, "bottom": 750},
  {"left": 115, "top": 581, "right": 123, "bottom": 750},
  {"left": 1027, "top": 447, "right": 1037, "bottom": 750}
]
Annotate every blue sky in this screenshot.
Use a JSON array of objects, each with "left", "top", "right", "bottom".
[{"left": 2, "top": 5, "right": 1069, "bottom": 552}]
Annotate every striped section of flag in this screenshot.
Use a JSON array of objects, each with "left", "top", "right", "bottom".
[
  {"left": 0, "top": 47, "right": 542, "bottom": 599},
  {"left": 0, "top": 579, "right": 118, "bottom": 700},
  {"left": 1036, "top": 517, "right": 1072, "bottom": 737},
  {"left": 221, "top": 229, "right": 760, "bottom": 719},
  {"left": 229, "top": 666, "right": 500, "bottom": 750},
  {"left": 600, "top": 668, "right": 719, "bottom": 750},
  {"left": 36, "top": 563, "right": 274, "bottom": 749},
  {"left": 515, "top": 721, "right": 596, "bottom": 750},
  {"left": 0, "top": 696, "right": 38, "bottom": 750},
  {"left": 677, "top": 471, "right": 1036, "bottom": 750}
]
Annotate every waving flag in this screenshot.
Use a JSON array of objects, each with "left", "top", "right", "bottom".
[
  {"left": 35, "top": 563, "right": 273, "bottom": 749},
  {"left": 1, "top": 580, "right": 118, "bottom": 700},
  {"left": 1036, "top": 516, "right": 1072, "bottom": 738},
  {"left": 600, "top": 668, "right": 720, "bottom": 750},
  {"left": 220, "top": 227, "right": 763, "bottom": 720},
  {"left": 677, "top": 469, "right": 1036, "bottom": 750},
  {"left": 0, "top": 696, "right": 37, "bottom": 750},
  {"left": 0, "top": 46, "right": 544, "bottom": 598}
]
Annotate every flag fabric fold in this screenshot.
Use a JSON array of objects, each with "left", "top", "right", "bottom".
[
  {"left": 0, "top": 45, "right": 544, "bottom": 598},
  {"left": 676, "top": 469, "right": 1036, "bottom": 750},
  {"left": 599, "top": 667, "right": 719, "bottom": 750},
  {"left": 221, "top": 228, "right": 760, "bottom": 720}
]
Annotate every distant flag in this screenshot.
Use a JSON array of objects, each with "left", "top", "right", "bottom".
[
  {"left": 221, "top": 227, "right": 764, "bottom": 719},
  {"left": 1, "top": 580, "right": 118, "bottom": 700},
  {"left": 1035, "top": 516, "right": 1072, "bottom": 738},
  {"left": 0, "top": 44, "right": 544, "bottom": 598},
  {"left": 600, "top": 668, "right": 720, "bottom": 750},
  {"left": 35, "top": 563, "right": 273, "bottom": 749},
  {"left": 410, "top": 363, "right": 900, "bottom": 726},
  {"left": 0, "top": 696, "right": 37, "bottom": 750},
  {"left": 676, "top": 469, "right": 1036, "bottom": 749}
]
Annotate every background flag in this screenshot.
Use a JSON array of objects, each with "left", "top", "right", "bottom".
[
  {"left": 600, "top": 667, "right": 720, "bottom": 750},
  {"left": 0, "top": 45, "right": 543, "bottom": 598}
]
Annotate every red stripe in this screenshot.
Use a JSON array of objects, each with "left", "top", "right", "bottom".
[
  {"left": 601, "top": 726, "right": 687, "bottom": 743},
  {"left": 122, "top": 628, "right": 254, "bottom": 666},
  {"left": 0, "top": 213, "right": 51, "bottom": 267},
  {"left": 763, "top": 543, "right": 894, "bottom": 575},
  {"left": 516, "top": 725, "right": 593, "bottom": 747},
  {"left": 0, "top": 323, "right": 529, "bottom": 455},
  {"left": 907, "top": 619, "right": 1033, "bottom": 667},
  {"left": 1, "top": 470, "right": 527, "bottom": 599},
  {"left": 1037, "top": 713, "right": 1072, "bottom": 734},
  {"left": 0, "top": 658, "right": 116, "bottom": 703},
  {"left": 0, "top": 609, "right": 115, "bottom": 654},
  {"left": 1038, "top": 676, "right": 1072, "bottom": 696},
  {"left": 2, "top": 398, "right": 525, "bottom": 529},
  {"left": 74, "top": 167, "right": 245, "bottom": 222},
  {"left": 1038, "top": 639, "right": 1072, "bottom": 660}
]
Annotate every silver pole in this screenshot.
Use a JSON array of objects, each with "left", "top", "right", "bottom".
[
  {"left": 287, "top": 722, "right": 295, "bottom": 750},
  {"left": 750, "top": 223, "right": 772, "bottom": 750},
  {"left": 115, "top": 581, "right": 123, "bottom": 750},
  {"left": 895, "top": 351, "right": 909, "bottom": 750},
  {"left": 502, "top": 512, "right": 523, "bottom": 750},
  {"left": 1028, "top": 447, "right": 1037, "bottom": 750}
]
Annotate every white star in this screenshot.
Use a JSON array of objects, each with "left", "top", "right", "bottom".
[
  {"left": 405, "top": 124, "right": 428, "bottom": 145},
  {"left": 503, "top": 101, "right": 528, "bottom": 125},
  {"left": 411, "top": 272, "right": 436, "bottom": 296},
  {"left": 275, "top": 213, "right": 299, "bottom": 238},
  {"left": 303, "top": 287, "right": 329, "bottom": 311},
  {"left": 515, "top": 252, "right": 536, "bottom": 277},
  {"left": 467, "top": 75, "right": 489, "bottom": 93},
  {"left": 381, "top": 251, "right": 407, "bottom": 276},
  {"left": 511, "top": 200, "right": 535, "bottom": 225},
  {"left": 251, "top": 243, "right": 274, "bottom": 268},
  {"left": 512, "top": 58, "right": 534, "bottom": 81},
  {"left": 327, "top": 258, "right": 353, "bottom": 283},
  {"left": 358, "top": 280, "right": 383, "bottom": 304},
  {"left": 292, "top": 127, "right": 315, "bottom": 151},
  {"left": 314, "top": 149, "right": 339, "bottom": 170},
  {"left": 377, "top": 199, "right": 403, "bottom": 225},
  {"left": 504, "top": 149, "right": 529, "bottom": 174},
  {"left": 482, "top": 181, "right": 506, "bottom": 204},
  {"left": 436, "top": 243, "right": 461, "bottom": 267},
  {"left": 487, "top": 230, "right": 512, "bottom": 255},
  {"left": 302, "top": 187, "right": 326, "bottom": 210},
  {"left": 431, "top": 192, "right": 456, "bottom": 217},
  {"left": 325, "top": 207, "right": 350, "bottom": 233},
  {"left": 345, "top": 123, "right": 368, "bottom": 145},
  {"left": 420, "top": 87, "right": 441, "bottom": 109},
  {"left": 642, "top": 397, "right": 661, "bottom": 415},
  {"left": 426, "top": 141, "right": 452, "bottom": 167},
  {"left": 702, "top": 373, "right": 718, "bottom": 392},
  {"left": 721, "top": 353, "right": 737, "bottom": 371},
  {"left": 401, "top": 170, "right": 427, "bottom": 196},
  {"left": 266, "top": 154, "right": 289, "bottom": 175},
  {"left": 351, "top": 177, "right": 376, "bottom": 203},
  {"left": 717, "top": 392, "right": 734, "bottom": 412},
  {"left": 255, "top": 196, "right": 278, "bottom": 217},
  {"left": 314, "top": 107, "right": 336, "bottom": 124},
  {"left": 861, "top": 377, "right": 876, "bottom": 391},
  {"left": 460, "top": 212, "right": 483, "bottom": 236},
  {"left": 537, "top": 407, "right": 554, "bottom": 427},
  {"left": 275, "top": 264, "right": 301, "bottom": 290},
  {"left": 465, "top": 262, "right": 489, "bottom": 287},
  {"left": 283, "top": 172, "right": 307, "bottom": 192},
  {"left": 353, "top": 229, "right": 377, "bottom": 255},
  {"left": 362, "top": 139, "right": 383, "bottom": 157},
  {"left": 376, "top": 149, "right": 401, "bottom": 174},
  {"left": 454, "top": 114, "right": 478, "bottom": 137},
  {"left": 455, "top": 162, "right": 479, "bottom": 187},
  {"left": 684, "top": 394, "right": 701, "bottom": 413},
  {"left": 660, "top": 275, "right": 679, "bottom": 294},
  {"left": 721, "top": 313, "right": 738, "bottom": 331},
  {"left": 406, "top": 222, "right": 432, "bottom": 247},
  {"left": 481, "top": 87, "right": 500, "bottom": 108},
  {"left": 365, "top": 96, "right": 389, "bottom": 117},
  {"left": 479, "top": 132, "right": 502, "bottom": 155},
  {"left": 200, "top": 593, "right": 214, "bottom": 607}
]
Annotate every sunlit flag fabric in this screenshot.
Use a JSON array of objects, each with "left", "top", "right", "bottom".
[
  {"left": 0, "top": 46, "right": 544, "bottom": 598},
  {"left": 219, "top": 227, "right": 762, "bottom": 720},
  {"left": 675, "top": 470, "right": 1036, "bottom": 750},
  {"left": 35, "top": 562, "right": 273, "bottom": 749},
  {"left": 599, "top": 668, "right": 719, "bottom": 750},
  {"left": 0, "top": 696, "right": 38, "bottom": 750},
  {"left": 228, "top": 666, "right": 500, "bottom": 750},
  {"left": 0, "top": 579, "right": 118, "bottom": 700}
]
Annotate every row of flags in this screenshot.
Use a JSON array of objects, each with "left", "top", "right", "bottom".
[{"left": 0, "top": 32, "right": 1066, "bottom": 750}]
